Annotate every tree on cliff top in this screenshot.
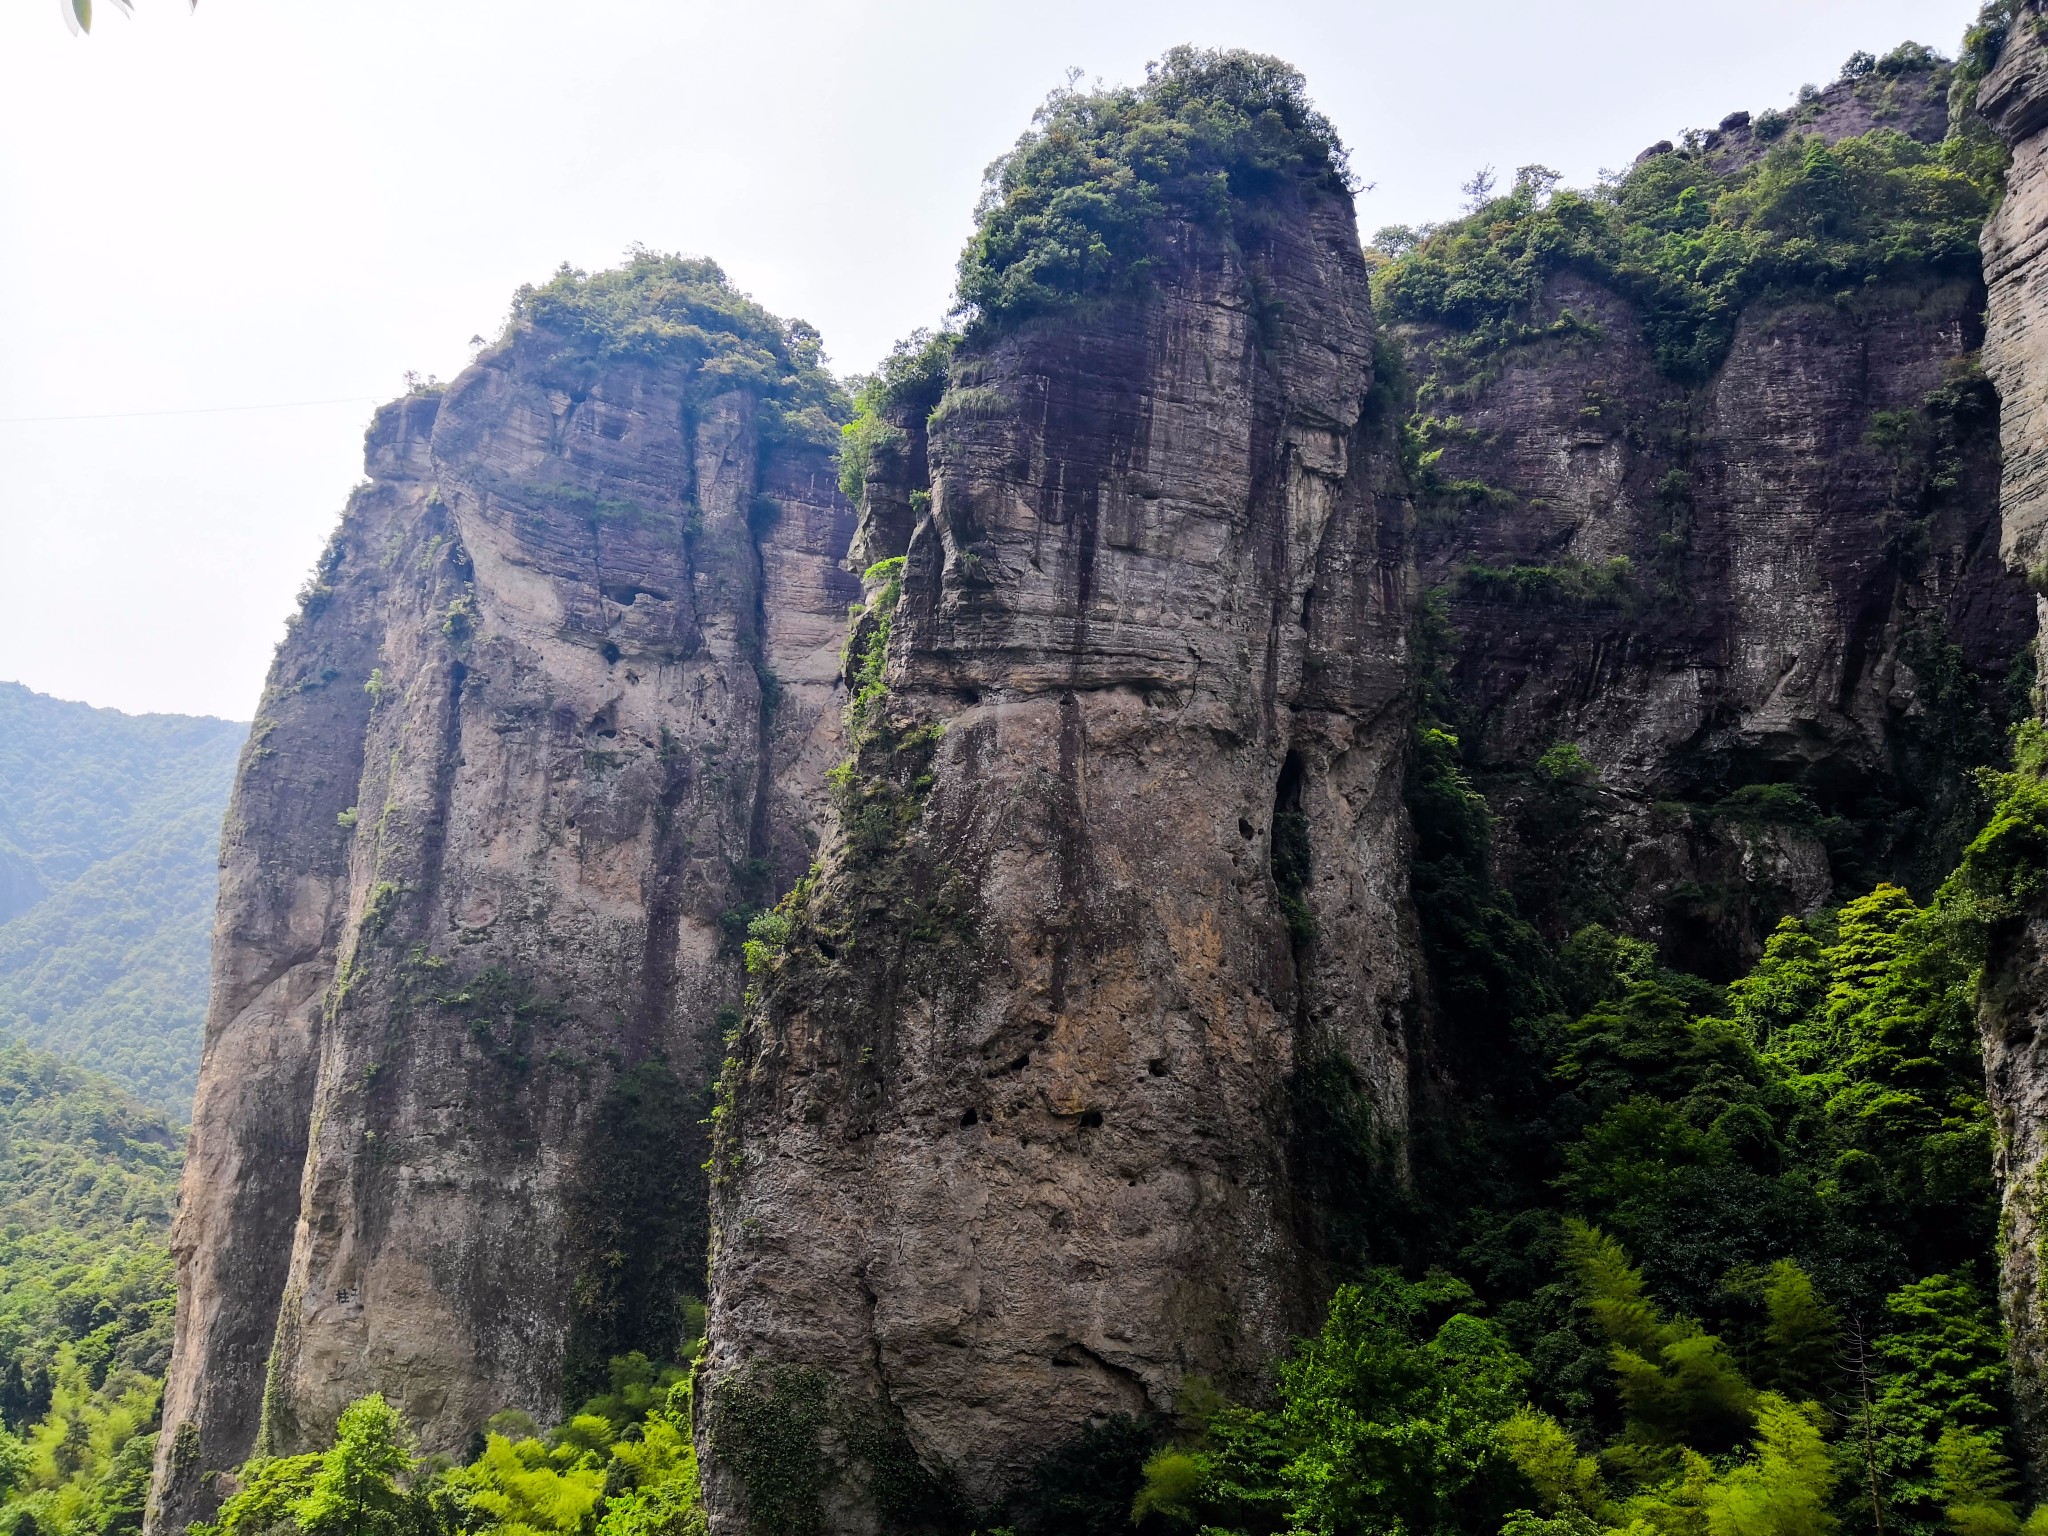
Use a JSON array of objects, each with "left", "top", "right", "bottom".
[
  {"left": 510, "top": 252, "right": 849, "bottom": 446},
  {"left": 955, "top": 46, "right": 1353, "bottom": 335},
  {"left": 1374, "top": 54, "right": 1994, "bottom": 387}
]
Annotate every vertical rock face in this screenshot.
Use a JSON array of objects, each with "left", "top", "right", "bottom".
[
  {"left": 1392, "top": 62, "right": 2034, "bottom": 978},
  {"left": 1986, "top": 3, "right": 2048, "bottom": 590},
  {"left": 152, "top": 396, "right": 438, "bottom": 1532},
  {"left": 702, "top": 187, "right": 1416, "bottom": 1527},
  {"left": 148, "top": 266, "right": 857, "bottom": 1534},
  {"left": 1406, "top": 272, "right": 2030, "bottom": 973},
  {"left": 154, "top": 36, "right": 2048, "bottom": 1536},
  {"left": 1973, "top": 2, "right": 2048, "bottom": 1480}
]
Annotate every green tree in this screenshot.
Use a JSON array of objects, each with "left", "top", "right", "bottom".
[
  {"left": 1932, "top": 1426, "right": 2026, "bottom": 1536},
  {"left": 1755, "top": 1262, "right": 1843, "bottom": 1402},
  {"left": 293, "top": 1397, "right": 415, "bottom": 1536},
  {"left": 193, "top": 1455, "right": 322, "bottom": 1536},
  {"left": 957, "top": 47, "right": 1351, "bottom": 333},
  {"left": 443, "top": 1434, "right": 603, "bottom": 1536},
  {"left": 0, "top": 1433, "right": 28, "bottom": 1502},
  {"left": 1698, "top": 1393, "right": 1838, "bottom": 1536},
  {"left": 1279, "top": 1272, "right": 1531, "bottom": 1533},
  {"left": 1868, "top": 1274, "right": 2015, "bottom": 1525},
  {"left": 1564, "top": 1221, "right": 1754, "bottom": 1458},
  {"left": 1134, "top": 1270, "right": 1531, "bottom": 1534}
]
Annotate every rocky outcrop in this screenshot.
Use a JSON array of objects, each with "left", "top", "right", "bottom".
[
  {"left": 1974, "top": 0, "right": 2048, "bottom": 1484},
  {"left": 147, "top": 266, "right": 858, "bottom": 1534},
  {"left": 1403, "top": 266, "right": 2032, "bottom": 976},
  {"left": 700, "top": 176, "right": 1416, "bottom": 1527},
  {"left": 152, "top": 33, "right": 2048, "bottom": 1536},
  {"left": 149, "top": 396, "right": 436, "bottom": 1534},
  {"left": 1690, "top": 54, "right": 1954, "bottom": 172},
  {"left": 1986, "top": 4, "right": 2048, "bottom": 587},
  {"left": 1390, "top": 56, "right": 2034, "bottom": 980}
]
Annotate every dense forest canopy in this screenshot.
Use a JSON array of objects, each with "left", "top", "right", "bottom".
[
  {"left": 0, "top": 1045, "right": 180, "bottom": 1536},
  {"left": 510, "top": 253, "right": 850, "bottom": 448},
  {"left": 1372, "top": 43, "right": 1998, "bottom": 392}
]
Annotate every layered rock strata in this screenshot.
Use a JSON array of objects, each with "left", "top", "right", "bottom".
[
  {"left": 149, "top": 395, "right": 441, "bottom": 1535},
  {"left": 149, "top": 31, "right": 2048, "bottom": 1536},
  {"left": 700, "top": 187, "right": 1417, "bottom": 1528},
  {"left": 147, "top": 281, "right": 858, "bottom": 1533},
  {"left": 1395, "top": 60, "right": 2034, "bottom": 978},
  {"left": 1973, "top": 0, "right": 2048, "bottom": 1482},
  {"left": 1405, "top": 270, "right": 2031, "bottom": 975}
]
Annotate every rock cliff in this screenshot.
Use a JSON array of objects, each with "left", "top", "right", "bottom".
[
  {"left": 1390, "top": 59, "right": 2033, "bottom": 981},
  {"left": 147, "top": 260, "right": 859, "bottom": 1533},
  {"left": 1969, "top": 0, "right": 2048, "bottom": 1481},
  {"left": 701, "top": 120, "right": 1414, "bottom": 1533},
  {"left": 151, "top": 26, "right": 2048, "bottom": 1536}
]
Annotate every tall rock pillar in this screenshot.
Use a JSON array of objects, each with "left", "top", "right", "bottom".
[
  {"left": 703, "top": 163, "right": 1416, "bottom": 1533},
  {"left": 147, "top": 263, "right": 858, "bottom": 1534},
  {"left": 1976, "top": 0, "right": 2048, "bottom": 1483}
]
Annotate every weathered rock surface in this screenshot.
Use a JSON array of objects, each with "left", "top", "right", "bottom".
[
  {"left": 1387, "top": 60, "right": 2034, "bottom": 983},
  {"left": 1986, "top": 7, "right": 2048, "bottom": 586},
  {"left": 152, "top": 32, "right": 2048, "bottom": 1536},
  {"left": 1974, "top": 1, "right": 2048, "bottom": 1483},
  {"left": 701, "top": 185, "right": 1417, "bottom": 1528},
  {"left": 1404, "top": 266, "right": 2032, "bottom": 975},
  {"left": 149, "top": 396, "right": 438, "bottom": 1533},
  {"left": 148, "top": 284, "right": 858, "bottom": 1534}
]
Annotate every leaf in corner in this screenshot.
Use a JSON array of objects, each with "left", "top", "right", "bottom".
[{"left": 62, "top": 0, "right": 89, "bottom": 36}]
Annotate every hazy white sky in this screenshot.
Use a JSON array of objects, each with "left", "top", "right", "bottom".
[{"left": 0, "top": 0, "right": 1986, "bottom": 721}]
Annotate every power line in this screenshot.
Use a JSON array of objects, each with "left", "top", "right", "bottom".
[{"left": 0, "top": 395, "right": 382, "bottom": 425}]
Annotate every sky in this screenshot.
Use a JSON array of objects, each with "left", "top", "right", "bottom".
[{"left": 0, "top": 0, "right": 1988, "bottom": 722}]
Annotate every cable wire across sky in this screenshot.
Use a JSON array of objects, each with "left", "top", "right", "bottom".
[{"left": 0, "top": 396, "right": 380, "bottom": 425}]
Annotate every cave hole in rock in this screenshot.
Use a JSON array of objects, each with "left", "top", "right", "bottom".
[
  {"left": 960, "top": 1107, "right": 979, "bottom": 1128},
  {"left": 1147, "top": 1057, "right": 1169, "bottom": 1077},
  {"left": 1079, "top": 1109, "right": 1104, "bottom": 1129},
  {"left": 602, "top": 583, "right": 668, "bottom": 605}
]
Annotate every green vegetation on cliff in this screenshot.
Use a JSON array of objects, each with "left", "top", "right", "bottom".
[
  {"left": 0, "top": 1045, "right": 181, "bottom": 1536},
  {"left": 1080, "top": 718, "right": 2044, "bottom": 1535},
  {"left": 193, "top": 1360, "right": 707, "bottom": 1536},
  {"left": 51, "top": 19, "right": 2048, "bottom": 1536},
  {"left": 956, "top": 45, "right": 1351, "bottom": 334},
  {"left": 514, "top": 253, "right": 850, "bottom": 447},
  {"left": 1375, "top": 54, "right": 1994, "bottom": 391},
  {"left": 836, "top": 328, "right": 955, "bottom": 500}
]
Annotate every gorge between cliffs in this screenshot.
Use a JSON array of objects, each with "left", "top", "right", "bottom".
[{"left": 126, "top": 10, "right": 2048, "bottom": 1535}]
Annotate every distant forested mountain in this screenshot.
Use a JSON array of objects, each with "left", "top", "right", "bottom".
[{"left": 0, "top": 683, "right": 244, "bottom": 1117}]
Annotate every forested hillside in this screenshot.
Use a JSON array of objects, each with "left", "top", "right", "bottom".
[
  {"left": 0, "top": 1044, "right": 180, "bottom": 1536},
  {"left": 0, "top": 684, "right": 243, "bottom": 1115}
]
